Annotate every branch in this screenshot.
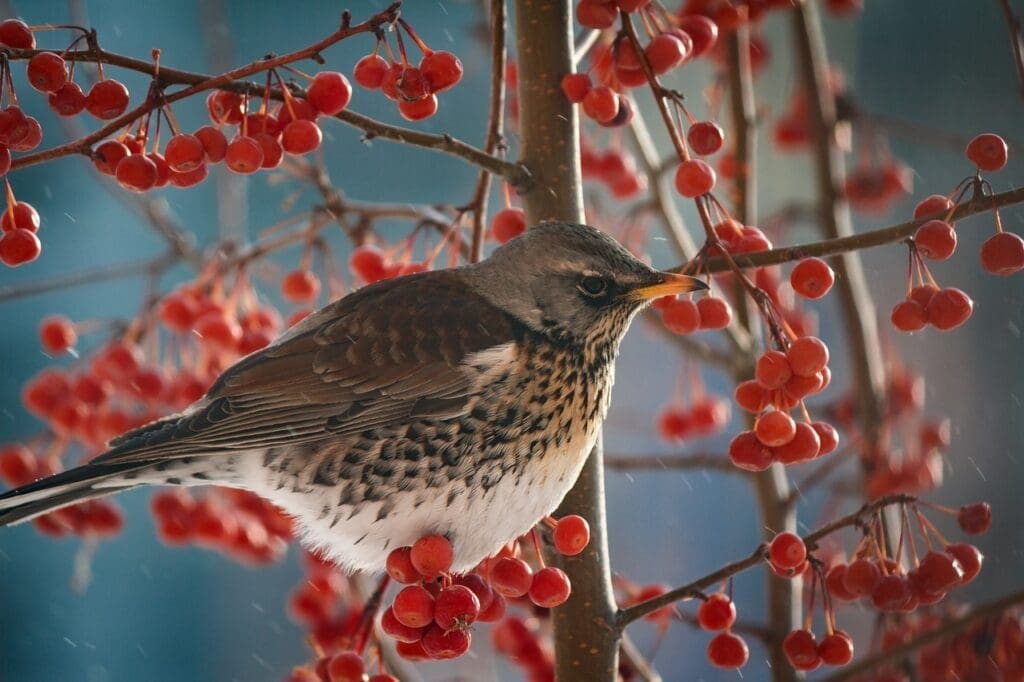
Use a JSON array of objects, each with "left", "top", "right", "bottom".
[
  {"left": 615, "top": 494, "right": 915, "bottom": 627},
  {"left": 824, "top": 588, "right": 1024, "bottom": 681},
  {"left": 998, "top": 0, "right": 1024, "bottom": 100},
  {"left": 0, "top": 252, "right": 178, "bottom": 303},
  {"left": 619, "top": 632, "right": 663, "bottom": 682},
  {"left": 604, "top": 453, "right": 741, "bottom": 473},
  {"left": 469, "top": 0, "right": 508, "bottom": 263}
]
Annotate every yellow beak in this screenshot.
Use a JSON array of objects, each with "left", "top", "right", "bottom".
[{"left": 628, "top": 271, "right": 708, "bottom": 301}]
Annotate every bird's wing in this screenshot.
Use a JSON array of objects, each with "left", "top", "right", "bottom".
[{"left": 95, "top": 271, "right": 520, "bottom": 464}]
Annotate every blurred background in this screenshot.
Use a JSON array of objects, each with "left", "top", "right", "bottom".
[{"left": 0, "top": 1, "right": 1021, "bottom": 680}]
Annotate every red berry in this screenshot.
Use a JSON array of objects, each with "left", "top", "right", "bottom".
[
  {"left": 707, "top": 632, "right": 748, "bottom": 669},
  {"left": 1, "top": 201, "right": 40, "bottom": 233},
  {"left": 915, "top": 220, "right": 957, "bottom": 260},
  {"left": 783, "top": 629, "right": 821, "bottom": 671},
  {"left": 582, "top": 86, "right": 619, "bottom": 124},
  {"left": 646, "top": 32, "right": 691, "bottom": 74},
  {"left": 354, "top": 54, "right": 389, "bottom": 89},
  {"left": 734, "top": 380, "right": 767, "bottom": 413},
  {"left": 0, "top": 19, "right": 34, "bottom": 48},
  {"left": 687, "top": 121, "right": 724, "bottom": 156},
  {"left": 27, "top": 52, "right": 68, "bottom": 93},
  {"left": 957, "top": 502, "right": 991, "bottom": 534},
  {"left": 926, "top": 287, "right": 973, "bottom": 331},
  {"left": 697, "top": 593, "right": 736, "bottom": 631},
  {"left": 85, "top": 80, "right": 130, "bottom": 120},
  {"left": 945, "top": 543, "right": 983, "bottom": 584},
  {"left": 207, "top": 91, "right": 244, "bottom": 125},
  {"left": 561, "top": 73, "right": 592, "bottom": 103},
  {"left": 281, "top": 120, "right": 323, "bottom": 155},
  {"left": 0, "top": 228, "right": 41, "bottom": 266},
  {"left": 696, "top": 296, "right": 732, "bottom": 329},
  {"left": 169, "top": 163, "right": 208, "bottom": 189},
  {"left": 350, "top": 244, "right": 388, "bottom": 283},
  {"left": 193, "top": 311, "right": 241, "bottom": 348},
  {"left": 0, "top": 444, "right": 37, "bottom": 487},
  {"left": 773, "top": 422, "right": 821, "bottom": 464},
  {"left": 662, "top": 298, "right": 700, "bottom": 335},
  {"left": 891, "top": 300, "right": 928, "bottom": 333},
  {"left": 913, "top": 193, "right": 954, "bottom": 219},
  {"left": 825, "top": 564, "right": 857, "bottom": 601},
  {"left": 253, "top": 132, "right": 283, "bottom": 169},
  {"left": 728, "top": 430, "right": 774, "bottom": 471},
  {"left": 553, "top": 515, "right": 590, "bottom": 556},
  {"left": 420, "top": 51, "right": 463, "bottom": 92},
  {"left": 491, "top": 207, "right": 527, "bottom": 244},
  {"left": 39, "top": 315, "right": 76, "bottom": 354},
  {"left": 916, "top": 550, "right": 964, "bottom": 594},
  {"left": 871, "top": 574, "right": 913, "bottom": 612},
  {"left": 277, "top": 99, "right": 318, "bottom": 127},
  {"left": 576, "top": 1, "right": 617, "bottom": 29},
  {"left": 325, "top": 651, "right": 364, "bottom": 682},
  {"left": 165, "top": 134, "right": 206, "bottom": 172},
  {"left": 756, "top": 350, "right": 792, "bottom": 389},
  {"left": 790, "top": 258, "right": 835, "bottom": 299},
  {"left": 385, "top": 546, "right": 419, "bottom": 583},
  {"left": 398, "top": 94, "right": 438, "bottom": 122},
  {"left": 843, "top": 558, "right": 880, "bottom": 596},
  {"left": 909, "top": 284, "right": 938, "bottom": 308},
  {"left": 674, "top": 159, "right": 716, "bottom": 197},
  {"left": 420, "top": 624, "right": 471, "bottom": 659},
  {"left": 490, "top": 557, "right": 533, "bottom": 597},
  {"left": 194, "top": 126, "right": 228, "bottom": 164},
  {"left": 225, "top": 137, "right": 264, "bottom": 174},
  {"left": 787, "top": 336, "right": 829, "bottom": 378},
  {"left": 115, "top": 154, "right": 158, "bottom": 193},
  {"left": 434, "top": 584, "right": 480, "bottom": 629},
  {"left": 965, "top": 133, "right": 1008, "bottom": 172},
  {"left": 410, "top": 534, "right": 453, "bottom": 578},
  {"left": 48, "top": 82, "right": 86, "bottom": 116},
  {"left": 392, "top": 585, "right": 435, "bottom": 628},
  {"left": 678, "top": 16, "right": 719, "bottom": 57},
  {"left": 93, "top": 140, "right": 130, "bottom": 175},
  {"left": 755, "top": 410, "right": 796, "bottom": 447},
  {"left": 381, "top": 606, "right": 425, "bottom": 643},
  {"left": 812, "top": 422, "right": 839, "bottom": 455},
  {"left": 307, "top": 71, "right": 352, "bottom": 116},
  {"left": 818, "top": 630, "right": 854, "bottom": 666},
  {"left": 768, "top": 531, "right": 806, "bottom": 571},
  {"left": 281, "top": 270, "right": 321, "bottom": 304},
  {"left": 528, "top": 566, "right": 572, "bottom": 608},
  {"left": 980, "top": 231, "right": 1024, "bottom": 275}
]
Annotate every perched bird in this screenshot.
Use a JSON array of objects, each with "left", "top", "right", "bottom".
[{"left": 0, "top": 222, "right": 704, "bottom": 573}]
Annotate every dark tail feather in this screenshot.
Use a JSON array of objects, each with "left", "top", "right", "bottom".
[{"left": 0, "top": 463, "right": 144, "bottom": 527}]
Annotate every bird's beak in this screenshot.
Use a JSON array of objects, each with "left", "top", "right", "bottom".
[{"left": 628, "top": 271, "right": 709, "bottom": 301}]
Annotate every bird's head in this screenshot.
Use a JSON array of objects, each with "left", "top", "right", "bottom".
[{"left": 466, "top": 222, "right": 707, "bottom": 345}]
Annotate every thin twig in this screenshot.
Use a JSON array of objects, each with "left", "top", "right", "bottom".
[
  {"left": 619, "top": 632, "right": 663, "bottom": 682},
  {"left": 604, "top": 453, "right": 741, "bottom": 473},
  {"left": 998, "top": 0, "right": 1024, "bottom": 100},
  {"left": 0, "top": 252, "right": 178, "bottom": 303}
]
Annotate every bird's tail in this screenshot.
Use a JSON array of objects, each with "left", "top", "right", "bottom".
[{"left": 0, "top": 462, "right": 144, "bottom": 528}]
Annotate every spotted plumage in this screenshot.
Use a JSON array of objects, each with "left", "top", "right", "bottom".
[{"left": 0, "top": 222, "right": 705, "bottom": 573}]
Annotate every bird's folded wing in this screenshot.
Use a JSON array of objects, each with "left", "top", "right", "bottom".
[{"left": 95, "top": 271, "right": 520, "bottom": 464}]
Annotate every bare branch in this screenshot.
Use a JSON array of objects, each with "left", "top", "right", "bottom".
[{"left": 0, "top": 252, "right": 178, "bottom": 303}]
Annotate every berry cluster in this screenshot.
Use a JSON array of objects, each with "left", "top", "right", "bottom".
[
  {"left": 580, "top": 141, "right": 647, "bottom": 199},
  {"left": 655, "top": 292, "right": 733, "bottom": 334},
  {"left": 351, "top": 20, "right": 463, "bottom": 121},
  {"left": 697, "top": 592, "right": 751, "bottom": 670},
  {"left": 656, "top": 394, "right": 730, "bottom": 442}
]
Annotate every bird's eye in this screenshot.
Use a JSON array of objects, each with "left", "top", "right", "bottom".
[{"left": 577, "top": 275, "right": 608, "bottom": 298}]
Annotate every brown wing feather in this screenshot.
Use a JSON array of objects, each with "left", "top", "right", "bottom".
[{"left": 97, "top": 271, "right": 518, "bottom": 464}]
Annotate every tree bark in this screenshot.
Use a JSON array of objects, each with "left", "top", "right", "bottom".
[{"left": 513, "top": 1, "right": 620, "bottom": 680}]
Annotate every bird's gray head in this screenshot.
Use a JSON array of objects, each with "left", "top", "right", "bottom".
[{"left": 464, "top": 222, "right": 706, "bottom": 344}]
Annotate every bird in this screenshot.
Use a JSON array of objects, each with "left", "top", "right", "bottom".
[{"left": 0, "top": 222, "right": 705, "bottom": 573}]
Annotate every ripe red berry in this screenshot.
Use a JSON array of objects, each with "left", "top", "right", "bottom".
[
  {"left": 678, "top": 15, "right": 719, "bottom": 57},
  {"left": 420, "top": 51, "right": 463, "bottom": 92},
  {"left": 756, "top": 350, "right": 792, "bottom": 389},
  {"left": 225, "top": 137, "right": 264, "bottom": 174},
  {"left": 576, "top": 1, "right": 617, "bottom": 29},
  {"left": 48, "top": 82, "right": 87, "bottom": 116},
  {"left": 674, "top": 159, "right": 716, "bottom": 197},
  {"left": 410, "top": 534, "right": 453, "bottom": 578},
  {"left": 85, "top": 79, "right": 130, "bottom": 120},
  {"left": 529, "top": 566, "right": 572, "bottom": 608},
  {"left": 871, "top": 574, "right": 913, "bottom": 612},
  {"left": 696, "top": 296, "right": 732, "bottom": 330},
  {"left": 707, "top": 632, "right": 748, "bottom": 669},
  {"left": 281, "top": 120, "right": 323, "bottom": 155},
  {"left": 207, "top": 91, "right": 244, "bottom": 125},
  {"left": 194, "top": 126, "right": 228, "bottom": 164},
  {"left": 843, "top": 557, "right": 880, "bottom": 596},
  {"left": 420, "top": 624, "right": 471, "bottom": 659},
  {"left": 115, "top": 154, "right": 158, "bottom": 193},
  {"left": 734, "top": 380, "right": 767, "bottom": 413},
  {"left": 818, "top": 630, "right": 854, "bottom": 666},
  {"left": 0, "top": 19, "right": 34, "bottom": 48},
  {"left": 812, "top": 422, "right": 839, "bottom": 455},
  {"left": 398, "top": 94, "right": 439, "bottom": 122},
  {"left": 980, "top": 231, "right": 1024, "bottom": 275},
  {"left": 307, "top": 71, "right": 352, "bottom": 116},
  {"left": 350, "top": 244, "right": 388, "bottom": 283},
  {"left": 891, "top": 300, "right": 928, "bottom": 333},
  {"left": 697, "top": 593, "right": 736, "bottom": 631},
  {"left": 946, "top": 543, "right": 983, "bottom": 583},
  {"left": 325, "top": 651, "right": 364, "bottom": 682},
  {"left": 490, "top": 557, "right": 533, "bottom": 597},
  {"left": 787, "top": 336, "right": 829, "bottom": 378},
  {"left": 755, "top": 410, "right": 796, "bottom": 447},
  {"left": 926, "top": 287, "right": 973, "bottom": 331},
  {"left": 1, "top": 201, "right": 40, "bottom": 232},
  {"left": 354, "top": 54, "right": 389, "bottom": 89},
  {"left": 582, "top": 86, "right": 619, "bottom": 124},
  {"left": 386, "top": 546, "right": 420, "bottom": 584},
  {"left": 553, "top": 514, "right": 590, "bottom": 556},
  {"left": 93, "top": 140, "right": 130, "bottom": 175},
  {"left": 39, "top": 315, "right": 76, "bottom": 354},
  {"left": 917, "top": 550, "right": 964, "bottom": 594},
  {"left": 433, "top": 584, "right": 480, "bottom": 629},
  {"left": 165, "top": 133, "right": 206, "bottom": 172},
  {"left": 957, "top": 502, "right": 992, "bottom": 534},
  {"left": 965, "top": 133, "right": 1008, "bottom": 172},
  {"left": 728, "top": 430, "right": 774, "bottom": 471},
  {"left": 687, "top": 121, "right": 724, "bottom": 156},
  {"left": 790, "top": 258, "right": 835, "bottom": 299},
  {"left": 0, "top": 227, "right": 41, "bottom": 266},
  {"left": 561, "top": 73, "right": 592, "bottom": 103},
  {"left": 253, "top": 132, "right": 283, "bottom": 169},
  {"left": 281, "top": 269, "right": 321, "bottom": 304},
  {"left": 773, "top": 422, "right": 821, "bottom": 464},
  {"left": 768, "top": 531, "right": 807, "bottom": 572},
  {"left": 662, "top": 298, "right": 701, "bottom": 335},
  {"left": 392, "top": 585, "right": 435, "bottom": 628},
  {"left": 491, "top": 207, "right": 526, "bottom": 244},
  {"left": 915, "top": 220, "right": 957, "bottom": 260},
  {"left": 783, "top": 629, "right": 821, "bottom": 671},
  {"left": 646, "top": 32, "right": 691, "bottom": 74},
  {"left": 27, "top": 52, "right": 69, "bottom": 93},
  {"left": 913, "top": 193, "right": 954, "bottom": 219},
  {"left": 381, "top": 606, "right": 425, "bottom": 643}
]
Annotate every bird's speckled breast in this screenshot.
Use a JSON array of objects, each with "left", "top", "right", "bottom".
[{"left": 247, "top": 328, "right": 618, "bottom": 573}]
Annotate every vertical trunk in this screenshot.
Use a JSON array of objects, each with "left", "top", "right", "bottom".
[{"left": 513, "top": 1, "right": 620, "bottom": 680}]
